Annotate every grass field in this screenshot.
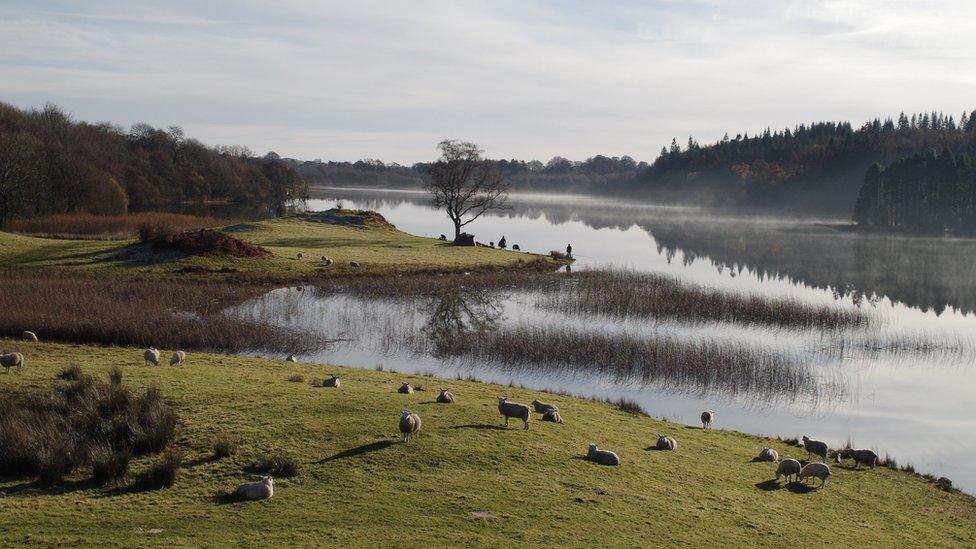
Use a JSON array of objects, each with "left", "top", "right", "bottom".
[
  {"left": 0, "top": 209, "right": 561, "bottom": 281},
  {"left": 0, "top": 340, "right": 972, "bottom": 547}
]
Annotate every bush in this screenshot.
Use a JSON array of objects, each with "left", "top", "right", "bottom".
[
  {"left": 213, "top": 436, "right": 237, "bottom": 460},
  {"left": 57, "top": 363, "right": 84, "bottom": 381},
  {"left": 108, "top": 366, "right": 124, "bottom": 386},
  {"left": 287, "top": 374, "right": 305, "bottom": 383},
  {"left": 133, "top": 449, "right": 182, "bottom": 490},
  {"left": 145, "top": 228, "right": 270, "bottom": 258},
  {"left": 89, "top": 442, "right": 131, "bottom": 485},
  {"left": 247, "top": 451, "right": 301, "bottom": 478}
]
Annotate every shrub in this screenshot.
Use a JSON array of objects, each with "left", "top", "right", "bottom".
[
  {"left": 608, "top": 397, "right": 648, "bottom": 417},
  {"left": 134, "top": 449, "right": 182, "bottom": 490},
  {"left": 57, "top": 363, "right": 84, "bottom": 381},
  {"left": 108, "top": 366, "right": 124, "bottom": 386},
  {"left": 89, "top": 442, "right": 131, "bottom": 485},
  {"left": 146, "top": 228, "right": 270, "bottom": 258},
  {"left": 248, "top": 451, "right": 301, "bottom": 478},
  {"left": 287, "top": 374, "right": 305, "bottom": 383},
  {"left": 213, "top": 436, "right": 237, "bottom": 460}
]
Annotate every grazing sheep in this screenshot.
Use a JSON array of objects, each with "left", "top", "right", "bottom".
[
  {"left": 22, "top": 330, "right": 38, "bottom": 342},
  {"left": 758, "top": 447, "right": 779, "bottom": 462},
  {"left": 436, "top": 388, "right": 454, "bottom": 403},
  {"left": 439, "top": 234, "right": 447, "bottom": 241},
  {"left": 0, "top": 352, "right": 24, "bottom": 374},
  {"left": 532, "top": 399, "right": 558, "bottom": 414},
  {"left": 586, "top": 443, "right": 620, "bottom": 466},
  {"left": 349, "top": 261, "right": 361, "bottom": 268},
  {"left": 802, "top": 436, "right": 829, "bottom": 463},
  {"left": 799, "top": 462, "right": 831, "bottom": 487},
  {"left": 297, "top": 252, "right": 304, "bottom": 259},
  {"left": 842, "top": 448, "right": 879, "bottom": 469},
  {"left": 497, "top": 396, "right": 530, "bottom": 430},
  {"left": 143, "top": 347, "right": 160, "bottom": 366},
  {"left": 323, "top": 375, "right": 341, "bottom": 388},
  {"left": 655, "top": 435, "right": 677, "bottom": 451},
  {"left": 512, "top": 244, "right": 520, "bottom": 251},
  {"left": 398, "top": 382, "right": 414, "bottom": 394},
  {"left": 321, "top": 256, "right": 334, "bottom": 266},
  {"left": 776, "top": 458, "right": 802, "bottom": 483},
  {"left": 701, "top": 410, "right": 715, "bottom": 429},
  {"left": 399, "top": 410, "right": 422, "bottom": 443},
  {"left": 542, "top": 410, "right": 563, "bottom": 424},
  {"left": 170, "top": 350, "right": 186, "bottom": 366},
  {"left": 235, "top": 476, "right": 274, "bottom": 500}
]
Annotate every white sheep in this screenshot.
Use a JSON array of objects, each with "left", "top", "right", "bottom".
[
  {"left": 758, "top": 447, "right": 779, "bottom": 462},
  {"left": 700, "top": 410, "right": 715, "bottom": 429},
  {"left": 399, "top": 410, "right": 421, "bottom": 443},
  {"left": 436, "top": 388, "right": 454, "bottom": 403},
  {"left": 398, "top": 382, "right": 414, "bottom": 394},
  {"left": 143, "top": 347, "right": 160, "bottom": 366},
  {"left": 286, "top": 355, "right": 298, "bottom": 362},
  {"left": 776, "top": 458, "right": 801, "bottom": 483},
  {"left": 0, "top": 352, "right": 24, "bottom": 374},
  {"left": 532, "top": 399, "right": 558, "bottom": 414},
  {"left": 497, "top": 396, "right": 530, "bottom": 430},
  {"left": 799, "top": 462, "right": 831, "bottom": 487},
  {"left": 22, "top": 331, "right": 38, "bottom": 342},
  {"left": 655, "top": 434, "right": 677, "bottom": 451},
  {"left": 323, "top": 375, "right": 341, "bottom": 388},
  {"left": 802, "top": 435, "right": 829, "bottom": 463},
  {"left": 542, "top": 409, "right": 563, "bottom": 424},
  {"left": 841, "top": 448, "right": 879, "bottom": 469},
  {"left": 170, "top": 350, "right": 186, "bottom": 366},
  {"left": 587, "top": 443, "right": 620, "bottom": 466},
  {"left": 235, "top": 476, "right": 274, "bottom": 500},
  {"left": 321, "top": 256, "right": 334, "bottom": 266}
]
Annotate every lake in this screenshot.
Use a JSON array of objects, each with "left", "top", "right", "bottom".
[{"left": 229, "top": 186, "right": 976, "bottom": 492}]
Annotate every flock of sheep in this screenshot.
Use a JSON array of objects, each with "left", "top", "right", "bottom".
[{"left": 295, "top": 252, "right": 359, "bottom": 268}]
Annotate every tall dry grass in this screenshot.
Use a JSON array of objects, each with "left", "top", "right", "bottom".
[{"left": 5, "top": 212, "right": 231, "bottom": 240}]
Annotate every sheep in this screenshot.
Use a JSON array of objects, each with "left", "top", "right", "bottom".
[
  {"left": 144, "top": 347, "right": 160, "bottom": 366},
  {"left": 438, "top": 234, "right": 447, "bottom": 241},
  {"left": 286, "top": 355, "right": 298, "bottom": 362},
  {"left": 399, "top": 410, "right": 421, "bottom": 443},
  {"left": 323, "top": 375, "right": 341, "bottom": 388},
  {"left": 296, "top": 252, "right": 304, "bottom": 259},
  {"left": 532, "top": 399, "right": 558, "bottom": 414},
  {"left": 586, "top": 443, "right": 620, "bottom": 466},
  {"left": 321, "top": 256, "right": 334, "bottom": 266},
  {"left": 799, "top": 462, "right": 831, "bottom": 487},
  {"left": 701, "top": 410, "right": 715, "bottom": 429},
  {"left": 512, "top": 244, "right": 520, "bottom": 251},
  {"left": 841, "top": 448, "right": 879, "bottom": 469},
  {"left": 169, "top": 350, "right": 186, "bottom": 366},
  {"left": 802, "top": 436, "right": 829, "bottom": 463},
  {"left": 758, "top": 447, "right": 779, "bottom": 462},
  {"left": 398, "top": 382, "right": 414, "bottom": 394},
  {"left": 22, "top": 330, "right": 38, "bottom": 342},
  {"left": 0, "top": 352, "right": 24, "bottom": 374},
  {"left": 542, "top": 409, "right": 563, "bottom": 423},
  {"left": 776, "top": 458, "right": 802, "bottom": 483},
  {"left": 655, "top": 434, "right": 677, "bottom": 451},
  {"left": 497, "top": 396, "right": 530, "bottom": 430},
  {"left": 436, "top": 388, "right": 454, "bottom": 403},
  {"left": 235, "top": 476, "right": 274, "bottom": 500},
  {"left": 349, "top": 261, "right": 361, "bottom": 268}
]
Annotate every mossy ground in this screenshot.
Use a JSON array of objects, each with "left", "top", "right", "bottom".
[{"left": 0, "top": 340, "right": 972, "bottom": 547}]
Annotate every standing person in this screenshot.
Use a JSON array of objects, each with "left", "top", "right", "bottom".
[{"left": 566, "top": 243, "right": 573, "bottom": 258}]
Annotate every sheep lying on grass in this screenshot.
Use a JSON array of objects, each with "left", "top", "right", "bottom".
[
  {"left": 497, "top": 396, "right": 530, "bottom": 430},
  {"left": 587, "top": 443, "right": 620, "bottom": 466},
  {"left": 323, "top": 375, "right": 341, "bottom": 388},
  {"left": 398, "top": 382, "right": 413, "bottom": 394},
  {"left": 802, "top": 436, "right": 829, "bottom": 463},
  {"left": 655, "top": 435, "right": 677, "bottom": 451},
  {"left": 758, "top": 447, "right": 779, "bottom": 462},
  {"left": 170, "top": 350, "right": 186, "bottom": 366},
  {"left": 542, "top": 410, "right": 563, "bottom": 423},
  {"left": 321, "top": 256, "right": 334, "bottom": 266},
  {"left": 286, "top": 355, "right": 298, "bottom": 362},
  {"left": 236, "top": 476, "right": 274, "bottom": 500},
  {"left": 22, "top": 330, "right": 38, "bottom": 342},
  {"left": 436, "top": 388, "right": 454, "bottom": 403},
  {"left": 700, "top": 410, "right": 714, "bottom": 429},
  {"left": 532, "top": 399, "right": 558, "bottom": 414},
  {"left": 776, "top": 458, "right": 802, "bottom": 483},
  {"left": 842, "top": 448, "right": 879, "bottom": 469},
  {"left": 399, "top": 410, "right": 421, "bottom": 443},
  {"left": 1, "top": 352, "right": 24, "bottom": 374},
  {"left": 144, "top": 348, "right": 160, "bottom": 366},
  {"left": 799, "top": 462, "right": 831, "bottom": 487}
]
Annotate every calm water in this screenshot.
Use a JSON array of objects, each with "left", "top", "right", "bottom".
[{"left": 230, "top": 187, "right": 976, "bottom": 492}]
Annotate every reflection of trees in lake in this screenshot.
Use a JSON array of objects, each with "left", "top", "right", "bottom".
[{"left": 426, "top": 286, "right": 503, "bottom": 355}]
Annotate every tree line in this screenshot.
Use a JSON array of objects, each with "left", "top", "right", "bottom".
[{"left": 0, "top": 102, "right": 307, "bottom": 227}]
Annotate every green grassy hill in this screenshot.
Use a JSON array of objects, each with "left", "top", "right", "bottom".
[
  {"left": 0, "top": 210, "right": 560, "bottom": 280},
  {"left": 0, "top": 340, "right": 972, "bottom": 547}
]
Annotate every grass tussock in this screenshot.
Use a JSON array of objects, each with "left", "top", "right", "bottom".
[
  {"left": 212, "top": 436, "right": 237, "bottom": 460},
  {"left": 608, "top": 397, "right": 649, "bottom": 417},
  {"left": 0, "top": 274, "right": 313, "bottom": 353},
  {"left": 287, "top": 373, "right": 306, "bottom": 383},
  {"left": 247, "top": 450, "right": 301, "bottom": 478},
  {"left": 133, "top": 448, "right": 182, "bottom": 491},
  {"left": 6, "top": 212, "right": 230, "bottom": 240}
]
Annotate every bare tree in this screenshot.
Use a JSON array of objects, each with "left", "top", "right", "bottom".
[
  {"left": 425, "top": 140, "right": 509, "bottom": 241},
  {"left": 0, "top": 133, "right": 40, "bottom": 228}
]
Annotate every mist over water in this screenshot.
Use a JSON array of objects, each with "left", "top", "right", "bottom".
[{"left": 228, "top": 187, "right": 976, "bottom": 492}]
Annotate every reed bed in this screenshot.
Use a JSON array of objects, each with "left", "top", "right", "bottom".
[
  {"left": 5, "top": 212, "right": 230, "bottom": 240},
  {"left": 540, "top": 269, "right": 868, "bottom": 330},
  {"left": 0, "top": 274, "right": 311, "bottom": 352}
]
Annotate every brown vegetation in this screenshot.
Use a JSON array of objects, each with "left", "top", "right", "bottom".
[
  {"left": 141, "top": 226, "right": 270, "bottom": 258},
  {"left": 5, "top": 212, "right": 229, "bottom": 240}
]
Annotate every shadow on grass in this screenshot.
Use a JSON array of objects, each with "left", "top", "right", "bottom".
[
  {"left": 450, "top": 424, "right": 509, "bottom": 431},
  {"left": 754, "top": 479, "right": 782, "bottom": 491},
  {"left": 784, "top": 482, "right": 818, "bottom": 494},
  {"left": 319, "top": 440, "right": 394, "bottom": 463},
  {"left": 0, "top": 477, "right": 98, "bottom": 496},
  {"left": 184, "top": 455, "right": 220, "bottom": 468}
]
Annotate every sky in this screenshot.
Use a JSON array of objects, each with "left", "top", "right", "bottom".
[{"left": 2, "top": 0, "right": 975, "bottom": 164}]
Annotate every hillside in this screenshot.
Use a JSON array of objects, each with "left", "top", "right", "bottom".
[{"left": 0, "top": 340, "right": 972, "bottom": 546}]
